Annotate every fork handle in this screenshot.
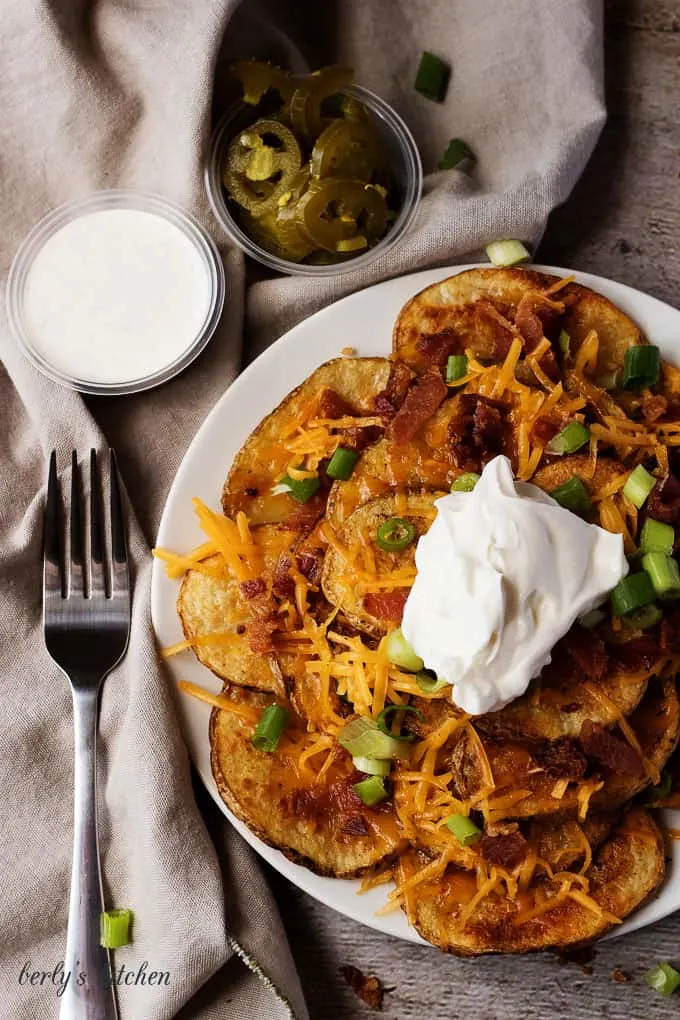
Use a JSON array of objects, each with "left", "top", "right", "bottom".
[{"left": 60, "top": 686, "right": 118, "bottom": 1020}]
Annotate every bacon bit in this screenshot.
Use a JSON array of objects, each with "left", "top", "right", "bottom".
[
  {"left": 563, "top": 627, "right": 608, "bottom": 682},
  {"left": 530, "top": 738, "right": 587, "bottom": 780},
  {"left": 296, "top": 548, "right": 324, "bottom": 586},
  {"left": 341, "top": 965, "right": 384, "bottom": 1011},
  {"left": 374, "top": 360, "right": 415, "bottom": 421},
  {"left": 272, "top": 554, "right": 294, "bottom": 598},
  {"left": 317, "top": 387, "right": 355, "bottom": 420},
  {"left": 478, "top": 831, "right": 527, "bottom": 868},
  {"left": 642, "top": 393, "right": 668, "bottom": 424},
  {"left": 448, "top": 394, "right": 510, "bottom": 470},
  {"left": 363, "top": 589, "right": 409, "bottom": 622},
  {"left": 374, "top": 394, "right": 398, "bottom": 420},
  {"left": 647, "top": 477, "right": 680, "bottom": 525},
  {"left": 239, "top": 577, "right": 266, "bottom": 600},
  {"left": 415, "top": 329, "right": 460, "bottom": 366},
  {"left": 531, "top": 413, "right": 562, "bottom": 445},
  {"left": 477, "top": 300, "right": 515, "bottom": 359},
  {"left": 283, "top": 491, "right": 327, "bottom": 532},
  {"left": 609, "top": 632, "right": 660, "bottom": 671},
  {"left": 246, "top": 616, "right": 277, "bottom": 653},
  {"left": 386, "top": 370, "right": 448, "bottom": 444},
  {"left": 611, "top": 968, "right": 629, "bottom": 984},
  {"left": 340, "top": 814, "right": 371, "bottom": 836},
  {"left": 579, "top": 721, "right": 645, "bottom": 778},
  {"left": 341, "top": 346, "right": 356, "bottom": 356},
  {"left": 514, "top": 295, "right": 545, "bottom": 350}
]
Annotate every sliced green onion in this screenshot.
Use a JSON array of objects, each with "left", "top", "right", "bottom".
[
  {"left": 642, "top": 552, "right": 680, "bottom": 598},
  {"left": 445, "top": 813, "right": 482, "bottom": 846},
  {"left": 446, "top": 354, "right": 468, "bottom": 382},
  {"left": 648, "top": 770, "right": 673, "bottom": 802},
  {"left": 270, "top": 481, "right": 293, "bottom": 496},
  {"left": 485, "top": 240, "right": 530, "bottom": 268},
  {"left": 623, "top": 345, "right": 660, "bottom": 390},
  {"left": 547, "top": 421, "right": 590, "bottom": 455},
  {"left": 610, "top": 572, "right": 656, "bottom": 616},
  {"left": 549, "top": 476, "right": 592, "bottom": 513},
  {"left": 414, "top": 51, "right": 450, "bottom": 102},
  {"left": 645, "top": 962, "right": 680, "bottom": 997},
  {"left": 640, "top": 517, "right": 675, "bottom": 555},
  {"left": 338, "top": 716, "right": 403, "bottom": 760},
  {"left": 623, "top": 603, "right": 663, "bottom": 630},
  {"left": 450, "top": 472, "right": 480, "bottom": 492},
  {"left": 385, "top": 628, "right": 424, "bottom": 672},
  {"left": 438, "top": 138, "right": 475, "bottom": 171},
  {"left": 280, "top": 471, "right": 320, "bottom": 503},
  {"left": 559, "top": 329, "right": 570, "bottom": 357},
  {"left": 252, "top": 704, "right": 289, "bottom": 752},
  {"left": 100, "top": 909, "right": 133, "bottom": 949},
  {"left": 326, "top": 446, "right": 359, "bottom": 481},
  {"left": 579, "top": 608, "right": 607, "bottom": 629},
  {"left": 416, "top": 671, "right": 451, "bottom": 694},
  {"left": 623, "top": 465, "right": 656, "bottom": 508},
  {"left": 352, "top": 755, "right": 391, "bottom": 777},
  {"left": 376, "top": 704, "right": 423, "bottom": 742},
  {"left": 376, "top": 517, "right": 416, "bottom": 552},
  {"left": 354, "top": 775, "right": 389, "bottom": 807}
]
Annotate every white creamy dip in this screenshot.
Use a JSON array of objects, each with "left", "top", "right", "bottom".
[
  {"left": 401, "top": 456, "right": 628, "bottom": 715},
  {"left": 22, "top": 209, "right": 211, "bottom": 385}
]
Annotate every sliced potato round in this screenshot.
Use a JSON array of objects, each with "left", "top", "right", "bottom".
[
  {"left": 407, "top": 807, "right": 663, "bottom": 955},
  {"left": 177, "top": 554, "right": 278, "bottom": 692},
  {"left": 210, "top": 688, "right": 406, "bottom": 876},
  {"left": 321, "top": 493, "right": 439, "bottom": 637},
  {"left": 393, "top": 267, "right": 643, "bottom": 379},
  {"left": 223, "top": 357, "right": 391, "bottom": 525}
]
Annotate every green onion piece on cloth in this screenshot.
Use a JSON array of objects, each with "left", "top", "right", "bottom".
[
  {"left": 414, "top": 51, "right": 450, "bottom": 102},
  {"left": 100, "top": 909, "right": 133, "bottom": 949}
]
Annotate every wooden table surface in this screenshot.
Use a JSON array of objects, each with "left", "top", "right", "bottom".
[{"left": 267, "top": 2, "right": 680, "bottom": 1017}]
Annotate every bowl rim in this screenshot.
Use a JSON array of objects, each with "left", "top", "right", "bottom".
[
  {"left": 6, "top": 189, "right": 226, "bottom": 396},
  {"left": 204, "top": 83, "right": 423, "bottom": 277}
]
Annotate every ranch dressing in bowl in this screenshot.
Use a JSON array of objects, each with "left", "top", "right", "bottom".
[{"left": 7, "top": 191, "right": 225, "bottom": 395}]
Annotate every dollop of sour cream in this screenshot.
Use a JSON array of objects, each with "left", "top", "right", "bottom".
[{"left": 402, "top": 455, "right": 628, "bottom": 715}]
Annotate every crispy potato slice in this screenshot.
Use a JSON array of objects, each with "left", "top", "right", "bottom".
[
  {"left": 321, "top": 493, "right": 439, "bottom": 637},
  {"left": 406, "top": 807, "right": 664, "bottom": 955},
  {"left": 223, "top": 357, "right": 391, "bottom": 525},
  {"left": 531, "top": 454, "right": 625, "bottom": 497},
  {"left": 177, "top": 554, "right": 278, "bottom": 692},
  {"left": 393, "top": 268, "right": 643, "bottom": 378},
  {"left": 210, "top": 688, "right": 406, "bottom": 876}
]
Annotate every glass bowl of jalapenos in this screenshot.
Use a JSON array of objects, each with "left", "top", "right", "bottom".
[{"left": 205, "top": 62, "right": 422, "bottom": 275}]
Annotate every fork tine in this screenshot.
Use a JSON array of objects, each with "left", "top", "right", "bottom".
[
  {"left": 69, "top": 452, "right": 84, "bottom": 596},
  {"left": 109, "top": 449, "right": 129, "bottom": 594},
  {"left": 43, "top": 451, "right": 63, "bottom": 597},
  {"left": 89, "top": 450, "right": 107, "bottom": 598}
]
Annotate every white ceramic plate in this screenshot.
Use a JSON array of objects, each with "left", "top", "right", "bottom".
[{"left": 151, "top": 263, "right": 680, "bottom": 945}]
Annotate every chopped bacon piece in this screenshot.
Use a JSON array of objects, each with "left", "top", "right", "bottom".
[
  {"left": 385, "top": 360, "right": 414, "bottom": 406},
  {"left": 476, "top": 300, "right": 514, "bottom": 359},
  {"left": 415, "top": 329, "right": 460, "bottom": 367},
  {"left": 531, "top": 413, "right": 562, "bottom": 444},
  {"left": 246, "top": 616, "right": 277, "bottom": 653},
  {"left": 530, "top": 738, "right": 587, "bottom": 780},
  {"left": 239, "top": 577, "right": 266, "bottom": 600},
  {"left": 478, "top": 831, "right": 527, "bottom": 868},
  {"left": 642, "top": 393, "right": 668, "bottom": 424},
  {"left": 340, "top": 424, "right": 383, "bottom": 452},
  {"left": 514, "top": 296, "right": 544, "bottom": 350},
  {"left": 296, "top": 548, "right": 324, "bottom": 587},
  {"left": 448, "top": 394, "right": 509, "bottom": 471},
  {"left": 272, "top": 554, "right": 294, "bottom": 598},
  {"left": 563, "top": 626, "right": 608, "bottom": 682},
  {"left": 374, "top": 394, "right": 398, "bottom": 420},
  {"left": 341, "top": 966, "right": 384, "bottom": 1011},
  {"left": 386, "top": 370, "right": 448, "bottom": 444},
  {"left": 283, "top": 491, "right": 327, "bottom": 532},
  {"left": 579, "top": 721, "right": 645, "bottom": 778},
  {"left": 609, "top": 632, "right": 660, "bottom": 672},
  {"left": 340, "top": 814, "right": 370, "bottom": 836},
  {"left": 317, "top": 387, "right": 354, "bottom": 419},
  {"left": 646, "top": 477, "right": 680, "bottom": 525},
  {"left": 363, "top": 589, "right": 409, "bottom": 622}
]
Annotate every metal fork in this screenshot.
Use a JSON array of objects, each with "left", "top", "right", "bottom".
[{"left": 44, "top": 450, "right": 131, "bottom": 1020}]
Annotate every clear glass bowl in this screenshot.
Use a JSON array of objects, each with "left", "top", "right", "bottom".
[
  {"left": 204, "top": 85, "right": 423, "bottom": 276},
  {"left": 7, "top": 190, "right": 225, "bottom": 396}
]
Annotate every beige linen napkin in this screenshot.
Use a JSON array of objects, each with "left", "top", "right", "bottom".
[{"left": 0, "top": 0, "right": 604, "bottom": 1017}]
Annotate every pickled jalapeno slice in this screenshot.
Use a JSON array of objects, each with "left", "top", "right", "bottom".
[
  {"left": 296, "top": 179, "right": 388, "bottom": 253},
  {"left": 289, "top": 65, "right": 354, "bottom": 142},
  {"left": 229, "top": 59, "right": 294, "bottom": 105},
  {"left": 223, "top": 119, "right": 302, "bottom": 216}
]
